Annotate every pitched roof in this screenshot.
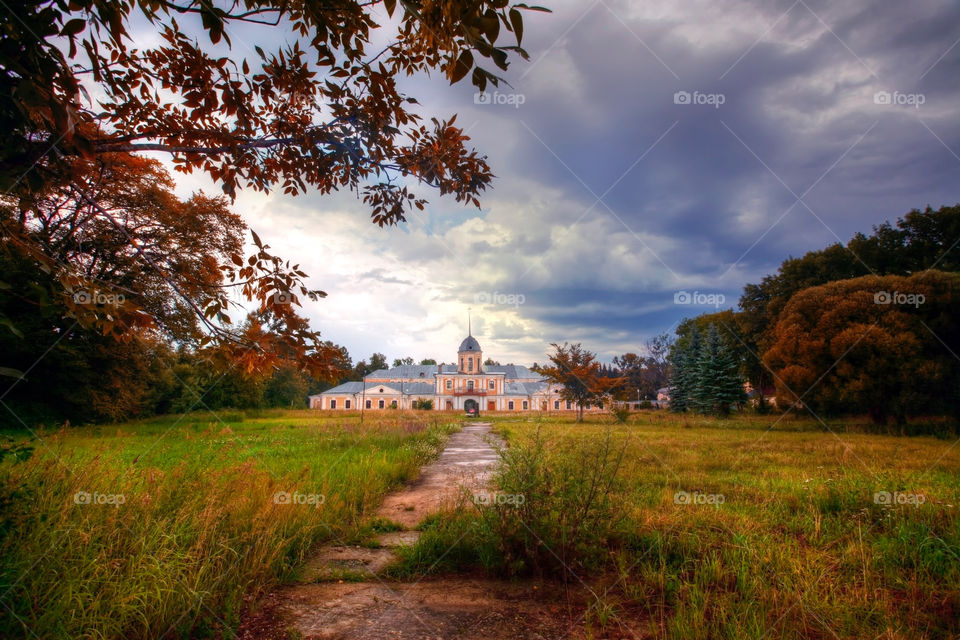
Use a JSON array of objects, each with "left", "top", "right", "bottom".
[
  {"left": 485, "top": 364, "right": 541, "bottom": 380},
  {"left": 365, "top": 364, "right": 438, "bottom": 379},
  {"left": 318, "top": 381, "right": 365, "bottom": 395}
]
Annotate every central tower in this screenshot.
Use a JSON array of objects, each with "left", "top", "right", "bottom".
[{"left": 458, "top": 315, "right": 482, "bottom": 373}]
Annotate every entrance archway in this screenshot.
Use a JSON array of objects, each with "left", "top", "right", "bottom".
[{"left": 464, "top": 399, "right": 479, "bottom": 416}]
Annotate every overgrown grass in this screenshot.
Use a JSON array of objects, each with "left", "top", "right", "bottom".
[
  {"left": 0, "top": 411, "right": 458, "bottom": 639},
  {"left": 394, "top": 413, "right": 960, "bottom": 638}
]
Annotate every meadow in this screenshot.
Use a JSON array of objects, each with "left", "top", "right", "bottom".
[
  {"left": 2, "top": 409, "right": 959, "bottom": 639},
  {"left": 0, "top": 410, "right": 458, "bottom": 639},
  {"left": 397, "top": 412, "right": 960, "bottom": 639}
]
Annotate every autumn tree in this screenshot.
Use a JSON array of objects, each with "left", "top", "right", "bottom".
[
  {"left": 762, "top": 271, "right": 960, "bottom": 427},
  {"left": 740, "top": 205, "right": 960, "bottom": 391},
  {"left": 539, "top": 342, "right": 619, "bottom": 422},
  {"left": 1, "top": 0, "right": 549, "bottom": 383}
]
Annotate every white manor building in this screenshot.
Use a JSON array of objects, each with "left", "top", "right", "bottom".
[{"left": 310, "top": 332, "right": 579, "bottom": 413}]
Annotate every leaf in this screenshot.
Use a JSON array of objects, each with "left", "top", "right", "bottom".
[
  {"left": 451, "top": 49, "right": 473, "bottom": 84},
  {"left": 0, "top": 367, "right": 25, "bottom": 380},
  {"left": 384, "top": 0, "right": 397, "bottom": 17},
  {"left": 60, "top": 18, "right": 86, "bottom": 37},
  {"left": 509, "top": 8, "right": 523, "bottom": 45}
]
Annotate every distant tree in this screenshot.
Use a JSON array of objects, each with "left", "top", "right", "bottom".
[
  {"left": 419, "top": 358, "right": 437, "bottom": 365},
  {"left": 369, "top": 353, "right": 388, "bottom": 372},
  {"left": 763, "top": 271, "right": 960, "bottom": 427},
  {"left": 483, "top": 358, "right": 501, "bottom": 366},
  {"left": 539, "top": 343, "right": 620, "bottom": 422},
  {"left": 668, "top": 327, "right": 700, "bottom": 413},
  {"left": 264, "top": 363, "right": 312, "bottom": 409},
  {"left": 393, "top": 357, "right": 415, "bottom": 367},
  {"left": 690, "top": 324, "right": 746, "bottom": 416}
]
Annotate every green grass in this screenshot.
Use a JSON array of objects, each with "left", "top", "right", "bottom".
[
  {"left": 0, "top": 410, "right": 458, "bottom": 639},
  {"left": 395, "top": 411, "right": 960, "bottom": 639}
]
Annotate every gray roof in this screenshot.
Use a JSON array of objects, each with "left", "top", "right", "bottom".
[
  {"left": 485, "top": 364, "right": 541, "bottom": 380},
  {"left": 366, "top": 364, "right": 438, "bottom": 379},
  {"left": 321, "top": 380, "right": 437, "bottom": 396},
  {"left": 383, "top": 381, "right": 436, "bottom": 395},
  {"left": 318, "top": 381, "right": 365, "bottom": 395},
  {"left": 502, "top": 381, "right": 545, "bottom": 395},
  {"left": 458, "top": 335, "right": 481, "bottom": 352}
]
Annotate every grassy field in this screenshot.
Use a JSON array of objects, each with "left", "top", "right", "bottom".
[
  {"left": 399, "top": 411, "right": 960, "bottom": 639},
  {"left": 3, "top": 409, "right": 959, "bottom": 639},
  {"left": 0, "top": 410, "right": 458, "bottom": 639}
]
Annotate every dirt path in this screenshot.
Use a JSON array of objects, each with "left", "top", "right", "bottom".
[{"left": 238, "top": 422, "right": 600, "bottom": 640}]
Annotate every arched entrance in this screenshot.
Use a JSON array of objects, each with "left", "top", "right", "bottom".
[{"left": 464, "top": 399, "right": 479, "bottom": 416}]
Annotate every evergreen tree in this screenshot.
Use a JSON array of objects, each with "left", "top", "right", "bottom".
[
  {"left": 668, "top": 326, "right": 701, "bottom": 412},
  {"left": 693, "top": 324, "right": 746, "bottom": 416}
]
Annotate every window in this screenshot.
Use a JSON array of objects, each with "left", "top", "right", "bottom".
[
  {"left": 488, "top": 380, "right": 495, "bottom": 390},
  {"left": 345, "top": 400, "right": 351, "bottom": 409},
  {"left": 378, "top": 400, "right": 385, "bottom": 409},
  {"left": 366, "top": 400, "right": 372, "bottom": 409},
  {"left": 446, "top": 379, "right": 452, "bottom": 389},
  {"left": 468, "top": 358, "right": 473, "bottom": 372},
  {"left": 508, "top": 401, "right": 514, "bottom": 410},
  {"left": 554, "top": 400, "right": 560, "bottom": 410},
  {"left": 467, "top": 380, "right": 474, "bottom": 391},
  {"left": 566, "top": 401, "right": 572, "bottom": 410},
  {"left": 522, "top": 401, "right": 528, "bottom": 410},
  {"left": 330, "top": 399, "right": 337, "bottom": 409}
]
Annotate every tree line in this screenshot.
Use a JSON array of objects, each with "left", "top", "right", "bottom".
[{"left": 670, "top": 205, "right": 960, "bottom": 427}]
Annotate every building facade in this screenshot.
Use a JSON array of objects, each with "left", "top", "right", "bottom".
[{"left": 311, "top": 333, "right": 578, "bottom": 413}]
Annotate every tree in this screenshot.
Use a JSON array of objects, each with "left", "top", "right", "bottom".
[
  {"left": 1, "top": 0, "right": 549, "bottom": 388},
  {"left": 393, "top": 357, "right": 414, "bottom": 367},
  {"left": 763, "top": 271, "right": 960, "bottom": 427},
  {"left": 690, "top": 324, "right": 746, "bottom": 416},
  {"left": 539, "top": 343, "right": 619, "bottom": 422},
  {"left": 668, "top": 326, "right": 700, "bottom": 413},
  {"left": 419, "top": 358, "right": 437, "bottom": 365},
  {"left": 739, "top": 205, "right": 960, "bottom": 391},
  {"left": 483, "top": 358, "right": 501, "bottom": 366},
  {"left": 369, "top": 353, "right": 388, "bottom": 372}
]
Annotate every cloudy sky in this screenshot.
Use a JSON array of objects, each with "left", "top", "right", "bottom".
[{"left": 164, "top": 0, "right": 960, "bottom": 366}]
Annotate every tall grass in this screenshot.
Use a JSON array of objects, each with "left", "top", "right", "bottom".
[
  {"left": 395, "top": 414, "right": 960, "bottom": 638},
  {"left": 0, "top": 412, "right": 457, "bottom": 639}
]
